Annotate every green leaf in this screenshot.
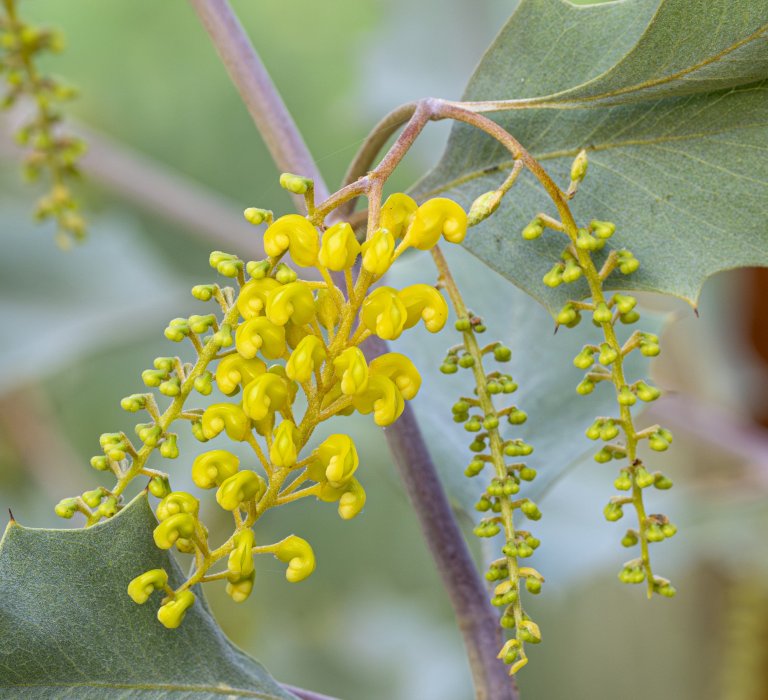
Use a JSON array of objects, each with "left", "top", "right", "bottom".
[
  {"left": 388, "top": 246, "right": 664, "bottom": 514},
  {"left": 0, "top": 494, "right": 297, "bottom": 699},
  {"left": 415, "top": 0, "right": 768, "bottom": 313}
]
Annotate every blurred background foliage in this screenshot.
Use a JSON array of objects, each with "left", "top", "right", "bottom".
[{"left": 1, "top": 1, "right": 768, "bottom": 699}]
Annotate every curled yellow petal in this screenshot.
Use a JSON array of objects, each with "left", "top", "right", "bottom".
[
  {"left": 191, "top": 450, "right": 240, "bottom": 490},
  {"left": 201, "top": 403, "right": 252, "bottom": 441},
  {"left": 236, "top": 278, "right": 280, "bottom": 319},
  {"left": 242, "top": 373, "right": 289, "bottom": 422},
  {"left": 352, "top": 374, "right": 404, "bottom": 426},
  {"left": 333, "top": 346, "right": 369, "bottom": 395},
  {"left": 379, "top": 193, "right": 417, "bottom": 238},
  {"left": 266, "top": 282, "right": 316, "bottom": 326},
  {"left": 215, "top": 354, "right": 267, "bottom": 395},
  {"left": 286, "top": 335, "right": 327, "bottom": 384},
  {"left": 318, "top": 222, "right": 360, "bottom": 271},
  {"left": 270, "top": 420, "right": 298, "bottom": 468},
  {"left": 313, "top": 434, "right": 359, "bottom": 487},
  {"left": 398, "top": 284, "right": 449, "bottom": 333},
  {"left": 360, "top": 287, "right": 407, "bottom": 340},
  {"left": 338, "top": 479, "right": 366, "bottom": 520},
  {"left": 226, "top": 571, "right": 255, "bottom": 603},
  {"left": 156, "top": 492, "right": 199, "bottom": 521},
  {"left": 369, "top": 352, "right": 422, "bottom": 400},
  {"left": 361, "top": 229, "right": 395, "bottom": 277},
  {"left": 127, "top": 569, "right": 168, "bottom": 604},
  {"left": 157, "top": 590, "right": 195, "bottom": 629},
  {"left": 403, "top": 198, "right": 468, "bottom": 249},
  {"left": 228, "top": 528, "right": 256, "bottom": 578},
  {"left": 235, "top": 317, "right": 286, "bottom": 360},
  {"left": 216, "top": 470, "right": 266, "bottom": 511},
  {"left": 153, "top": 512, "right": 197, "bottom": 550},
  {"left": 263, "top": 214, "right": 319, "bottom": 267},
  {"left": 274, "top": 535, "right": 316, "bottom": 583}
]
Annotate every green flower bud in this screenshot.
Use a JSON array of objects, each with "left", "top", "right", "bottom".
[
  {"left": 600, "top": 419, "right": 619, "bottom": 441},
  {"left": 502, "top": 379, "right": 518, "bottom": 393},
  {"left": 468, "top": 190, "right": 502, "bottom": 226},
  {"left": 573, "top": 347, "right": 596, "bottom": 370},
  {"left": 570, "top": 150, "right": 588, "bottom": 183},
  {"left": 598, "top": 343, "right": 618, "bottom": 365},
  {"left": 525, "top": 577, "right": 542, "bottom": 595},
  {"left": 452, "top": 400, "right": 470, "bottom": 414},
  {"left": 142, "top": 368, "right": 168, "bottom": 387},
  {"left": 614, "top": 472, "right": 632, "bottom": 491},
  {"left": 617, "top": 385, "right": 636, "bottom": 406},
  {"left": 98, "top": 497, "right": 119, "bottom": 518},
  {"left": 279, "top": 173, "right": 313, "bottom": 195},
  {"left": 243, "top": 207, "right": 273, "bottom": 225},
  {"left": 562, "top": 257, "right": 583, "bottom": 284},
  {"left": 557, "top": 303, "right": 580, "bottom": 326},
  {"left": 525, "top": 535, "right": 541, "bottom": 549},
  {"left": 576, "top": 378, "right": 595, "bottom": 395},
  {"left": 646, "top": 524, "right": 665, "bottom": 542},
  {"left": 520, "top": 500, "right": 541, "bottom": 521},
  {"left": 576, "top": 228, "right": 600, "bottom": 251},
  {"left": 635, "top": 466, "right": 655, "bottom": 488},
  {"left": 542, "top": 263, "right": 564, "bottom": 288},
  {"left": 593, "top": 302, "right": 613, "bottom": 324},
  {"left": 136, "top": 423, "right": 163, "bottom": 447},
  {"left": 454, "top": 317, "right": 471, "bottom": 332},
  {"left": 507, "top": 408, "right": 528, "bottom": 425},
  {"left": 620, "top": 310, "right": 641, "bottom": 324},
  {"left": 494, "top": 345, "right": 512, "bottom": 362},
  {"left": 613, "top": 294, "right": 636, "bottom": 314},
  {"left": 120, "top": 394, "right": 147, "bottom": 412},
  {"left": 246, "top": 259, "right": 271, "bottom": 279},
  {"left": 603, "top": 502, "right": 624, "bottom": 522},
  {"left": 521, "top": 217, "right": 544, "bottom": 241},
  {"left": 191, "top": 420, "right": 208, "bottom": 443},
  {"left": 54, "top": 497, "right": 78, "bottom": 519},
  {"left": 464, "top": 418, "right": 482, "bottom": 432},
  {"left": 483, "top": 415, "right": 499, "bottom": 430},
  {"left": 617, "top": 250, "right": 640, "bottom": 275},
  {"left": 657, "top": 582, "right": 677, "bottom": 598},
  {"left": 159, "top": 434, "right": 179, "bottom": 459},
  {"left": 519, "top": 466, "right": 537, "bottom": 482},
  {"left": 503, "top": 477, "right": 520, "bottom": 495},
  {"left": 191, "top": 284, "right": 216, "bottom": 301},
  {"left": 194, "top": 371, "right": 213, "bottom": 396},
  {"left": 458, "top": 354, "right": 475, "bottom": 368},
  {"left": 188, "top": 314, "right": 216, "bottom": 335},
  {"left": 164, "top": 318, "right": 190, "bottom": 342},
  {"left": 585, "top": 419, "right": 603, "bottom": 440},
  {"left": 275, "top": 263, "right": 297, "bottom": 284},
  {"left": 649, "top": 432, "right": 670, "bottom": 452},
  {"left": 213, "top": 324, "right": 233, "bottom": 348},
  {"left": 661, "top": 523, "right": 678, "bottom": 538},
  {"left": 82, "top": 488, "right": 104, "bottom": 508},
  {"left": 159, "top": 376, "right": 181, "bottom": 397},
  {"left": 635, "top": 381, "right": 661, "bottom": 402},
  {"left": 148, "top": 475, "right": 172, "bottom": 498},
  {"left": 464, "top": 459, "right": 484, "bottom": 477},
  {"left": 90, "top": 455, "right": 109, "bottom": 471},
  {"left": 654, "top": 473, "right": 673, "bottom": 490},
  {"left": 475, "top": 497, "right": 492, "bottom": 512},
  {"left": 594, "top": 448, "right": 612, "bottom": 463},
  {"left": 591, "top": 220, "right": 616, "bottom": 239},
  {"left": 439, "top": 362, "right": 459, "bottom": 375},
  {"left": 621, "top": 530, "right": 639, "bottom": 547}
]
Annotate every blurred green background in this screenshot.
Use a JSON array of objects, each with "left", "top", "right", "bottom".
[{"left": 2, "top": 1, "right": 768, "bottom": 699}]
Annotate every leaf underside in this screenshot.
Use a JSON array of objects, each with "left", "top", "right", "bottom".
[
  {"left": 415, "top": 0, "right": 768, "bottom": 313},
  {"left": 0, "top": 494, "right": 297, "bottom": 699}
]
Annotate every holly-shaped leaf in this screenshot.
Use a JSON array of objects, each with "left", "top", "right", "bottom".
[
  {"left": 415, "top": 0, "right": 768, "bottom": 312},
  {"left": 0, "top": 493, "right": 297, "bottom": 699}
]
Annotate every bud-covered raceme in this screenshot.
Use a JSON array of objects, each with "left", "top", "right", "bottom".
[{"left": 59, "top": 176, "right": 472, "bottom": 630}]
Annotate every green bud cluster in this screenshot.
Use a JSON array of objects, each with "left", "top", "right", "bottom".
[
  {"left": 0, "top": 1, "right": 86, "bottom": 246},
  {"left": 519, "top": 155, "right": 676, "bottom": 600},
  {"left": 436, "top": 262, "right": 543, "bottom": 675}
]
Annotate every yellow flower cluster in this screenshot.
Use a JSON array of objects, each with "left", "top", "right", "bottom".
[{"left": 58, "top": 183, "right": 468, "bottom": 629}]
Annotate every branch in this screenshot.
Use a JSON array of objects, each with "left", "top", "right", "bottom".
[
  {"left": 188, "top": 3, "right": 514, "bottom": 697},
  {"left": 188, "top": 0, "right": 329, "bottom": 208}
]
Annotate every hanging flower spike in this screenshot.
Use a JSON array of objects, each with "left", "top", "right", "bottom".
[
  {"left": 235, "top": 317, "right": 287, "bottom": 360},
  {"left": 273, "top": 535, "right": 316, "bottom": 583},
  {"left": 313, "top": 434, "right": 359, "bottom": 487},
  {"left": 403, "top": 198, "right": 468, "bottom": 250},
  {"left": 369, "top": 353, "right": 422, "bottom": 400},
  {"left": 398, "top": 284, "right": 449, "bottom": 333},
  {"left": 237, "top": 278, "right": 281, "bottom": 319},
  {"left": 265, "top": 282, "right": 316, "bottom": 326},
  {"left": 201, "top": 403, "right": 252, "bottom": 441},
  {"left": 360, "top": 287, "right": 407, "bottom": 340},
  {"left": 352, "top": 374, "right": 405, "bottom": 426},
  {"left": 286, "top": 335, "right": 327, "bottom": 384},
  {"left": 333, "top": 347, "right": 369, "bottom": 396},
  {"left": 263, "top": 214, "right": 319, "bottom": 267},
  {"left": 242, "top": 373, "right": 290, "bottom": 422},
  {"left": 379, "top": 193, "right": 418, "bottom": 238},
  {"left": 318, "top": 222, "right": 360, "bottom": 271},
  {"left": 191, "top": 450, "right": 240, "bottom": 490},
  {"left": 216, "top": 471, "right": 267, "bottom": 511},
  {"left": 361, "top": 229, "right": 396, "bottom": 277},
  {"left": 215, "top": 355, "right": 267, "bottom": 395}
]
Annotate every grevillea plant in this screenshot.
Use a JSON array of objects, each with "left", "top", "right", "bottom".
[
  {"left": 5, "top": 1, "right": 768, "bottom": 698},
  {"left": 0, "top": 0, "right": 86, "bottom": 246}
]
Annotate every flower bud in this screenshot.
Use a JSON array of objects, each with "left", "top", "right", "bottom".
[
  {"left": 318, "top": 222, "right": 360, "bottom": 270},
  {"left": 570, "top": 150, "right": 588, "bottom": 183},
  {"left": 286, "top": 335, "right": 327, "bottom": 384},
  {"left": 333, "top": 347, "right": 369, "bottom": 395},
  {"left": 266, "top": 282, "right": 316, "bottom": 326},
  {"left": 246, "top": 259, "right": 271, "bottom": 280},
  {"left": 157, "top": 590, "right": 195, "bottom": 629},
  {"left": 127, "top": 569, "right": 168, "bottom": 604},
  {"left": 270, "top": 420, "right": 299, "bottom": 468},
  {"left": 403, "top": 197, "right": 468, "bottom": 249},
  {"left": 242, "top": 373, "right": 290, "bottom": 422},
  {"left": 148, "top": 475, "right": 171, "bottom": 499},
  {"left": 542, "top": 263, "right": 564, "bottom": 288},
  {"left": 192, "top": 449, "right": 240, "bottom": 489},
  {"left": 313, "top": 434, "right": 359, "bottom": 487},
  {"left": 590, "top": 220, "right": 615, "bottom": 239},
  {"left": 153, "top": 513, "right": 197, "bottom": 549},
  {"left": 54, "top": 497, "right": 78, "bottom": 519},
  {"left": 338, "top": 478, "right": 366, "bottom": 520},
  {"left": 263, "top": 214, "right": 319, "bottom": 267},
  {"left": 521, "top": 217, "right": 544, "bottom": 241},
  {"left": 228, "top": 529, "right": 256, "bottom": 578},
  {"left": 120, "top": 394, "right": 148, "bottom": 412},
  {"left": 598, "top": 343, "right": 618, "bottom": 365},
  {"left": 279, "top": 173, "right": 313, "bottom": 195},
  {"left": 379, "top": 193, "right": 418, "bottom": 238},
  {"left": 216, "top": 470, "right": 266, "bottom": 511},
  {"left": 156, "top": 492, "right": 199, "bottom": 521},
  {"left": 235, "top": 317, "right": 286, "bottom": 360},
  {"left": 201, "top": 403, "right": 252, "bottom": 441},
  {"left": 274, "top": 535, "right": 316, "bottom": 582},
  {"left": 243, "top": 207, "right": 272, "bottom": 226},
  {"left": 468, "top": 190, "right": 501, "bottom": 226},
  {"left": 361, "top": 229, "right": 395, "bottom": 277}
]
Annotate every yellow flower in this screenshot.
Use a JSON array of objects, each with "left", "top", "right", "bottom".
[
  {"left": 286, "top": 335, "right": 326, "bottom": 384},
  {"left": 156, "top": 492, "right": 200, "bottom": 521},
  {"left": 235, "top": 317, "right": 286, "bottom": 360},
  {"left": 361, "top": 229, "right": 395, "bottom": 277},
  {"left": 226, "top": 571, "right": 255, "bottom": 603},
  {"left": 379, "top": 193, "right": 418, "bottom": 238},
  {"left": 318, "top": 222, "right": 360, "bottom": 271},
  {"left": 338, "top": 479, "right": 367, "bottom": 520},
  {"left": 228, "top": 528, "right": 256, "bottom": 578},
  {"left": 127, "top": 569, "right": 168, "bottom": 604},
  {"left": 157, "top": 590, "right": 195, "bottom": 629},
  {"left": 270, "top": 420, "right": 298, "bottom": 468},
  {"left": 201, "top": 403, "right": 252, "bottom": 441},
  {"left": 352, "top": 374, "right": 404, "bottom": 426},
  {"left": 369, "top": 353, "right": 422, "bottom": 400},
  {"left": 360, "top": 287, "right": 407, "bottom": 340},
  {"left": 312, "top": 434, "right": 359, "bottom": 487},
  {"left": 398, "top": 284, "right": 449, "bottom": 333},
  {"left": 215, "top": 355, "right": 266, "bottom": 395},
  {"left": 216, "top": 470, "right": 266, "bottom": 511},
  {"left": 191, "top": 450, "right": 240, "bottom": 490},
  {"left": 153, "top": 513, "right": 197, "bottom": 549},
  {"left": 236, "top": 278, "right": 281, "bottom": 319},
  {"left": 274, "top": 535, "right": 316, "bottom": 583},
  {"left": 263, "top": 214, "right": 319, "bottom": 267},
  {"left": 403, "top": 198, "right": 468, "bottom": 249},
  {"left": 242, "top": 373, "right": 290, "bottom": 422},
  {"left": 333, "top": 347, "right": 369, "bottom": 395},
  {"left": 266, "top": 281, "right": 316, "bottom": 326}
]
